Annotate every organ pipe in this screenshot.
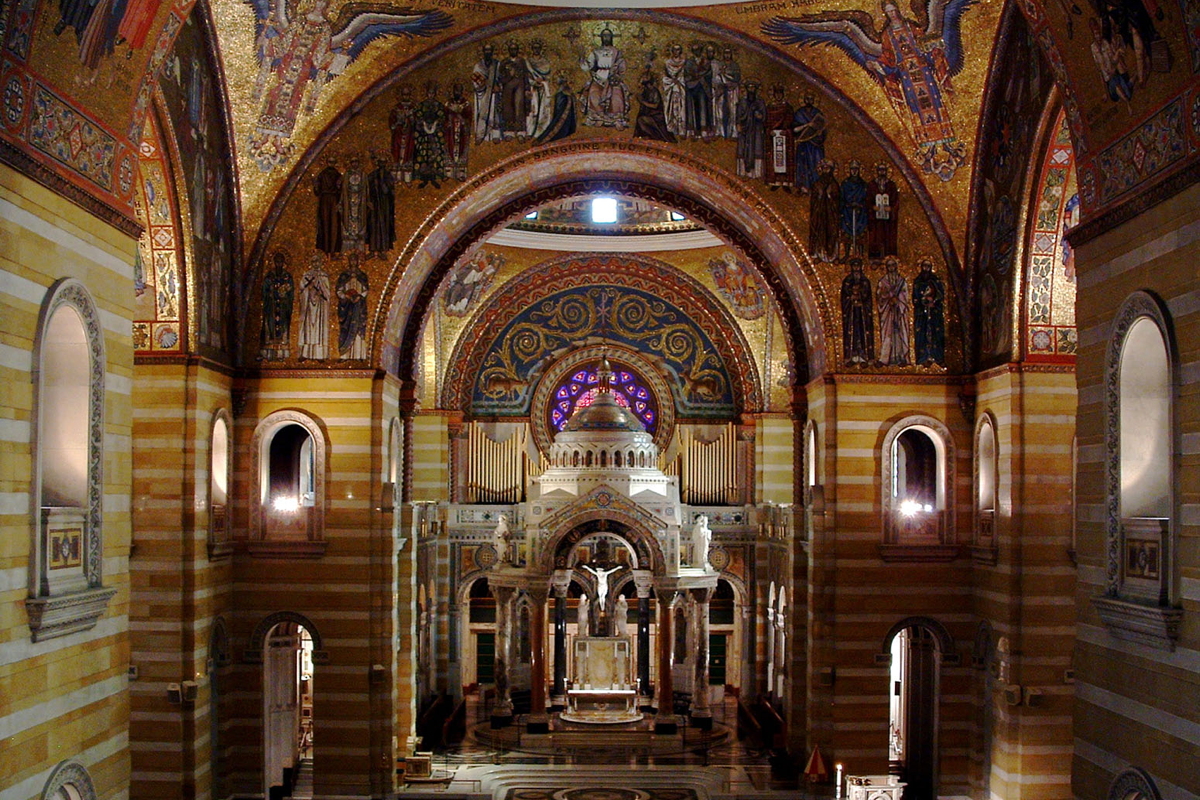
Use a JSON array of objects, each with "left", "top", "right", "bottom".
[
  {"left": 676, "top": 423, "right": 739, "bottom": 505},
  {"left": 465, "top": 422, "right": 527, "bottom": 503}
]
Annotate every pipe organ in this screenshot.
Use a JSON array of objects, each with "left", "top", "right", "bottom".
[
  {"left": 675, "top": 423, "right": 741, "bottom": 506},
  {"left": 465, "top": 422, "right": 529, "bottom": 504},
  {"left": 459, "top": 419, "right": 751, "bottom": 506}
]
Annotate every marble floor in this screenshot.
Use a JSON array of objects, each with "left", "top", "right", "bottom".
[{"left": 394, "top": 694, "right": 822, "bottom": 800}]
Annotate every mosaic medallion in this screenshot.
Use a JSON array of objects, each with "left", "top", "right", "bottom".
[
  {"left": 475, "top": 543, "right": 498, "bottom": 569},
  {"left": 3, "top": 74, "right": 24, "bottom": 129}
]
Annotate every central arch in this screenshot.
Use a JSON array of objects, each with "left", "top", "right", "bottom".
[
  {"left": 374, "top": 141, "right": 831, "bottom": 385},
  {"left": 539, "top": 509, "right": 667, "bottom": 576}
]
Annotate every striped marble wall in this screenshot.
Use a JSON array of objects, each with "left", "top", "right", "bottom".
[
  {"left": 218, "top": 372, "right": 395, "bottom": 797},
  {"left": 129, "top": 360, "right": 233, "bottom": 800},
  {"left": 972, "top": 365, "right": 1076, "bottom": 800},
  {"left": 802, "top": 375, "right": 976, "bottom": 792},
  {"left": 0, "top": 165, "right": 134, "bottom": 799},
  {"left": 1072, "top": 183, "right": 1200, "bottom": 800}
]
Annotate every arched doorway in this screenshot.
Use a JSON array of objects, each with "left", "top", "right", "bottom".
[
  {"left": 885, "top": 618, "right": 952, "bottom": 800},
  {"left": 261, "top": 619, "right": 316, "bottom": 798}
]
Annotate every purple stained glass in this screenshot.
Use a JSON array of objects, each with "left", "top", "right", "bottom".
[{"left": 548, "top": 365, "right": 658, "bottom": 433}]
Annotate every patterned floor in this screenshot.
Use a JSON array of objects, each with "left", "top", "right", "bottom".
[{"left": 396, "top": 695, "right": 812, "bottom": 798}]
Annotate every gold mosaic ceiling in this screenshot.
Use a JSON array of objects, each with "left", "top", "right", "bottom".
[{"left": 206, "top": 0, "right": 1008, "bottom": 251}]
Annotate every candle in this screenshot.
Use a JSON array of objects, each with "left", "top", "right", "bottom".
[{"left": 836, "top": 763, "right": 844, "bottom": 798}]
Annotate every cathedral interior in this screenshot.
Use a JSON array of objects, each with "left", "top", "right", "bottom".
[{"left": 1, "top": 0, "right": 1198, "bottom": 797}]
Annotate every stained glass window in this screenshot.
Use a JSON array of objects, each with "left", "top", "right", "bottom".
[{"left": 549, "top": 365, "right": 657, "bottom": 433}]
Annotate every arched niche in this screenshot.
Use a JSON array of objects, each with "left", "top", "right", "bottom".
[
  {"left": 440, "top": 252, "right": 762, "bottom": 419},
  {"left": 41, "top": 761, "right": 97, "bottom": 800},
  {"left": 973, "top": 412, "right": 999, "bottom": 557},
  {"left": 880, "top": 415, "right": 958, "bottom": 561},
  {"left": 1095, "top": 291, "right": 1181, "bottom": 648},
  {"left": 27, "top": 279, "right": 115, "bottom": 642},
  {"left": 539, "top": 510, "right": 666, "bottom": 577},
  {"left": 250, "top": 411, "right": 329, "bottom": 556}
]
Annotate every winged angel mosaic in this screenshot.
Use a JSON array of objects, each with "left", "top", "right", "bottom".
[
  {"left": 763, "top": 0, "right": 975, "bottom": 181},
  {"left": 244, "top": 0, "right": 453, "bottom": 170}
]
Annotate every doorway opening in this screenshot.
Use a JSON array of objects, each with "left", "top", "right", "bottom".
[
  {"left": 887, "top": 623, "right": 942, "bottom": 800},
  {"left": 263, "top": 621, "right": 315, "bottom": 799}
]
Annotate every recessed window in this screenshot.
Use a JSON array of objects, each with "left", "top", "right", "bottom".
[
  {"left": 28, "top": 279, "right": 115, "bottom": 641},
  {"left": 252, "top": 411, "right": 327, "bottom": 553},
  {"left": 525, "top": 211, "right": 538, "bottom": 220},
  {"left": 670, "top": 211, "right": 686, "bottom": 222},
  {"left": 268, "top": 424, "right": 316, "bottom": 510},
  {"left": 893, "top": 428, "right": 938, "bottom": 513},
  {"left": 880, "top": 417, "right": 956, "bottom": 557},
  {"left": 591, "top": 197, "right": 618, "bottom": 224}
]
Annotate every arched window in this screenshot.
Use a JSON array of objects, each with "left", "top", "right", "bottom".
[
  {"left": 27, "top": 280, "right": 115, "bottom": 641},
  {"left": 548, "top": 363, "right": 658, "bottom": 433},
  {"left": 881, "top": 416, "right": 957, "bottom": 560},
  {"left": 804, "top": 420, "right": 822, "bottom": 541},
  {"left": 208, "top": 411, "right": 232, "bottom": 558},
  {"left": 40, "top": 761, "right": 97, "bottom": 800},
  {"left": 973, "top": 413, "right": 998, "bottom": 559},
  {"left": 1096, "top": 292, "right": 1179, "bottom": 646},
  {"left": 386, "top": 417, "right": 402, "bottom": 516},
  {"left": 1108, "top": 767, "right": 1163, "bottom": 800},
  {"left": 251, "top": 411, "right": 327, "bottom": 555}
]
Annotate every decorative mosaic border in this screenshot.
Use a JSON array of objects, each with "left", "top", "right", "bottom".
[{"left": 40, "top": 761, "right": 97, "bottom": 800}]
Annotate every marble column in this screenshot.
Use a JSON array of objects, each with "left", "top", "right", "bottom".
[
  {"left": 526, "top": 585, "right": 550, "bottom": 733},
  {"left": 490, "top": 584, "right": 515, "bottom": 727},
  {"left": 633, "top": 570, "right": 653, "bottom": 707},
  {"left": 690, "top": 588, "right": 713, "bottom": 729},
  {"left": 551, "top": 572, "right": 570, "bottom": 710},
  {"left": 654, "top": 591, "right": 677, "bottom": 733}
]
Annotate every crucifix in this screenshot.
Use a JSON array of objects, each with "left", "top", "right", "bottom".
[{"left": 581, "top": 563, "right": 621, "bottom": 610}]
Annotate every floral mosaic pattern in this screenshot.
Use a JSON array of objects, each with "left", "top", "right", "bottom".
[
  {"left": 28, "top": 84, "right": 115, "bottom": 190},
  {"left": 1025, "top": 111, "right": 1077, "bottom": 361}
]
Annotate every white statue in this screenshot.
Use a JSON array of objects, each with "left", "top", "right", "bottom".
[
  {"left": 582, "top": 563, "right": 621, "bottom": 608},
  {"left": 614, "top": 594, "right": 629, "bottom": 635},
  {"left": 691, "top": 514, "right": 712, "bottom": 570},
  {"left": 493, "top": 513, "right": 511, "bottom": 562},
  {"left": 577, "top": 594, "right": 590, "bottom": 637}
]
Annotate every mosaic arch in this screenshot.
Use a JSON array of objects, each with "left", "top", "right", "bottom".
[
  {"left": 1022, "top": 106, "right": 1078, "bottom": 362},
  {"left": 539, "top": 499, "right": 668, "bottom": 575},
  {"left": 374, "top": 148, "right": 825, "bottom": 383},
  {"left": 441, "top": 252, "right": 763, "bottom": 418},
  {"left": 241, "top": 8, "right": 961, "bottom": 268},
  {"left": 132, "top": 107, "right": 186, "bottom": 354}
]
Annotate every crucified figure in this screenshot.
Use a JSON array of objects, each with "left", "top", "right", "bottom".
[{"left": 581, "top": 563, "right": 621, "bottom": 609}]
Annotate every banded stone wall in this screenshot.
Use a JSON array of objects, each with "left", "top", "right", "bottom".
[
  {"left": 0, "top": 165, "right": 134, "bottom": 799},
  {"left": 1073, "top": 183, "right": 1200, "bottom": 799}
]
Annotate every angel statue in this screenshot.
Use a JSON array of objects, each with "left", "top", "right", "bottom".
[
  {"left": 762, "top": 0, "right": 975, "bottom": 181},
  {"left": 244, "top": 0, "right": 453, "bottom": 170},
  {"left": 492, "top": 513, "right": 512, "bottom": 562},
  {"left": 691, "top": 514, "right": 712, "bottom": 570}
]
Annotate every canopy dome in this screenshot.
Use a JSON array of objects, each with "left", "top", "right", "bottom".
[{"left": 562, "top": 389, "right": 647, "bottom": 434}]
